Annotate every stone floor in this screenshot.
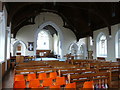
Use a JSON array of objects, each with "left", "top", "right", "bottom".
[{"left": 2, "top": 69, "right": 14, "bottom": 89}]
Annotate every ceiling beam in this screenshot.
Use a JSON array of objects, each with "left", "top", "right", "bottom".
[
  {"left": 91, "top": 3, "right": 112, "bottom": 35},
  {"left": 6, "top": 2, "right": 120, "bottom": 40},
  {"left": 0, "top": 1, "right": 2, "bottom": 12},
  {"left": 7, "top": 2, "right": 43, "bottom": 26}
]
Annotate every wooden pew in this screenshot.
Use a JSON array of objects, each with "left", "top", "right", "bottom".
[
  {"left": 14, "top": 67, "right": 88, "bottom": 75},
  {"left": 16, "top": 62, "right": 47, "bottom": 67},
  {"left": 69, "top": 59, "right": 96, "bottom": 65},
  {"left": 68, "top": 59, "right": 111, "bottom": 66},
  {"left": 88, "top": 61, "right": 120, "bottom": 80},
  {"left": 14, "top": 60, "right": 87, "bottom": 75},
  {"left": 44, "top": 61, "right": 80, "bottom": 68},
  {"left": 15, "top": 66, "right": 52, "bottom": 70},
  {"left": 15, "top": 68, "right": 56, "bottom": 75},
  {"left": 100, "top": 64, "right": 120, "bottom": 81},
  {"left": 67, "top": 71, "right": 111, "bottom": 88},
  {"left": 16, "top": 63, "right": 47, "bottom": 67},
  {"left": 58, "top": 68, "right": 99, "bottom": 77}
]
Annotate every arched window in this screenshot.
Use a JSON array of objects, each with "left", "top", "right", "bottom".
[
  {"left": 97, "top": 33, "right": 107, "bottom": 57},
  {"left": 69, "top": 43, "right": 78, "bottom": 55},
  {"left": 37, "top": 30, "right": 49, "bottom": 50},
  {"left": 115, "top": 30, "right": 120, "bottom": 58}
]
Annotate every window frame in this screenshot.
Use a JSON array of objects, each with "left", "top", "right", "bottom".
[
  {"left": 97, "top": 33, "right": 107, "bottom": 57},
  {"left": 37, "top": 30, "right": 49, "bottom": 50}
]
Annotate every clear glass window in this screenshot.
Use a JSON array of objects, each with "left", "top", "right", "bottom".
[
  {"left": 37, "top": 31, "right": 49, "bottom": 50},
  {"left": 97, "top": 34, "right": 107, "bottom": 57}
]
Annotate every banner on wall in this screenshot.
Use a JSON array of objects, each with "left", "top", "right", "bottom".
[{"left": 28, "top": 42, "right": 34, "bottom": 51}]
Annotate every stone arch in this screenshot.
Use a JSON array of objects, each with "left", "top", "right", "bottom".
[
  {"left": 96, "top": 32, "right": 107, "bottom": 42},
  {"left": 68, "top": 43, "right": 78, "bottom": 55},
  {"left": 12, "top": 40, "right": 27, "bottom": 56},
  {"left": 78, "top": 42, "right": 87, "bottom": 59},
  {"left": 34, "top": 21, "right": 64, "bottom": 58}
]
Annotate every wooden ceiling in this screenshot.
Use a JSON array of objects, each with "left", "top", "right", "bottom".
[{"left": 4, "top": 2, "right": 120, "bottom": 40}]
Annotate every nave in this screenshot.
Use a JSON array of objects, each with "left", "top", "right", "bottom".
[{"left": 1, "top": 2, "right": 120, "bottom": 90}]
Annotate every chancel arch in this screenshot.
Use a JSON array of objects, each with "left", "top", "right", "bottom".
[{"left": 34, "top": 21, "right": 64, "bottom": 58}]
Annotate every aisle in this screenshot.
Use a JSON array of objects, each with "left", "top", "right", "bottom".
[{"left": 2, "top": 69, "right": 14, "bottom": 88}]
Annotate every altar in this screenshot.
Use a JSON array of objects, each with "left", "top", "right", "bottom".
[{"left": 36, "top": 50, "right": 51, "bottom": 57}]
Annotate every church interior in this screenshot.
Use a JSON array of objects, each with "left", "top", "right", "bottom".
[{"left": 0, "top": 2, "right": 120, "bottom": 89}]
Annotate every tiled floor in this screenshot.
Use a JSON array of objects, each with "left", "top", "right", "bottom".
[{"left": 2, "top": 69, "right": 14, "bottom": 89}]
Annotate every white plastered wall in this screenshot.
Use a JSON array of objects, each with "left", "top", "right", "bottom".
[
  {"left": 12, "top": 12, "right": 76, "bottom": 58},
  {"left": 0, "top": 6, "right": 9, "bottom": 89},
  {"left": 93, "top": 24, "right": 119, "bottom": 61}
]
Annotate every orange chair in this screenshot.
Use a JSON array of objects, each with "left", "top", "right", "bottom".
[
  {"left": 83, "top": 81, "right": 94, "bottom": 89},
  {"left": 29, "top": 79, "right": 43, "bottom": 88},
  {"left": 42, "top": 78, "right": 53, "bottom": 87},
  {"left": 54, "top": 77, "right": 66, "bottom": 86},
  {"left": 50, "top": 85, "right": 60, "bottom": 90},
  {"left": 14, "top": 74, "right": 25, "bottom": 81},
  {"left": 14, "top": 80, "right": 26, "bottom": 88},
  {"left": 65, "top": 82, "right": 76, "bottom": 89},
  {"left": 26, "top": 73, "right": 36, "bottom": 81},
  {"left": 49, "top": 72, "right": 57, "bottom": 79},
  {"left": 38, "top": 73, "right": 47, "bottom": 80}
]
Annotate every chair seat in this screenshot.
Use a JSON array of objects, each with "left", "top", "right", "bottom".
[{"left": 54, "top": 77, "right": 66, "bottom": 86}]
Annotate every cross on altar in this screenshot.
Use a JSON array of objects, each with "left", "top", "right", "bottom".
[{"left": 29, "top": 44, "right": 33, "bottom": 51}]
